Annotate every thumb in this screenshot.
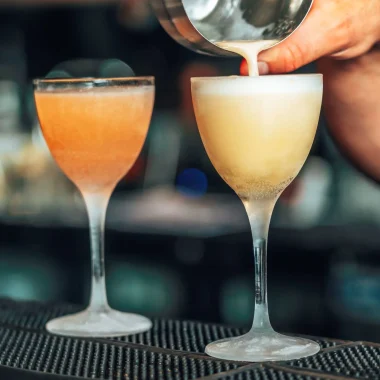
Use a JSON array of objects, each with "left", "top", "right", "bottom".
[{"left": 258, "top": 4, "right": 341, "bottom": 73}]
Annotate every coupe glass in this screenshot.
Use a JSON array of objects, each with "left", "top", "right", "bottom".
[
  {"left": 34, "top": 77, "right": 155, "bottom": 337},
  {"left": 191, "top": 74, "right": 323, "bottom": 362}
]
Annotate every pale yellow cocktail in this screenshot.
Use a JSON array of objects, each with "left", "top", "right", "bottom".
[
  {"left": 192, "top": 75, "right": 322, "bottom": 200},
  {"left": 192, "top": 74, "right": 323, "bottom": 362}
]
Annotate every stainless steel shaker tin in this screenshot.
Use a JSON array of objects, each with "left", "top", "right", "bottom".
[{"left": 150, "top": 0, "right": 314, "bottom": 57}]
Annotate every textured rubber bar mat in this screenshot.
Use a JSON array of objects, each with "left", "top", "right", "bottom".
[
  {"left": 0, "top": 327, "right": 241, "bottom": 380},
  {"left": 0, "top": 299, "right": 81, "bottom": 330},
  {"left": 0, "top": 365, "right": 84, "bottom": 380},
  {"left": 202, "top": 364, "right": 358, "bottom": 380},
  {"left": 0, "top": 299, "right": 342, "bottom": 353},
  {"left": 285, "top": 343, "right": 380, "bottom": 379},
  {"left": 113, "top": 320, "right": 243, "bottom": 352},
  {"left": 113, "top": 325, "right": 342, "bottom": 352}
]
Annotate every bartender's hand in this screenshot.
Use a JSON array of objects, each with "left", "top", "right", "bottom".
[{"left": 241, "top": 0, "right": 380, "bottom": 74}]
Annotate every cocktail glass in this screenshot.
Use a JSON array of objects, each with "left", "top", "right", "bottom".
[
  {"left": 34, "top": 77, "right": 155, "bottom": 337},
  {"left": 191, "top": 74, "right": 323, "bottom": 362}
]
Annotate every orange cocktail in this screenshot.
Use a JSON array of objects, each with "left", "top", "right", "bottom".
[
  {"left": 36, "top": 85, "right": 153, "bottom": 192},
  {"left": 34, "top": 77, "right": 155, "bottom": 337}
]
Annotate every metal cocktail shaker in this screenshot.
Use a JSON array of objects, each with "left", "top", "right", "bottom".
[{"left": 150, "top": 0, "right": 313, "bottom": 56}]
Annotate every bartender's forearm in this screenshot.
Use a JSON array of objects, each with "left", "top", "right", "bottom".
[{"left": 318, "top": 48, "right": 380, "bottom": 181}]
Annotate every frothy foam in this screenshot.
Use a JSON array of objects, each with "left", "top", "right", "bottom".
[
  {"left": 192, "top": 75, "right": 323, "bottom": 96},
  {"left": 35, "top": 86, "right": 153, "bottom": 96}
]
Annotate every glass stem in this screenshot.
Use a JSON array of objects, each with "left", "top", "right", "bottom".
[
  {"left": 243, "top": 198, "right": 277, "bottom": 333},
  {"left": 83, "top": 192, "right": 111, "bottom": 313}
]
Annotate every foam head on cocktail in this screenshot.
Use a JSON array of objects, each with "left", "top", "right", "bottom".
[
  {"left": 191, "top": 74, "right": 323, "bottom": 362},
  {"left": 34, "top": 77, "right": 155, "bottom": 337}
]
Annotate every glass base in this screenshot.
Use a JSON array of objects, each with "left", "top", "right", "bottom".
[
  {"left": 205, "top": 330, "right": 320, "bottom": 362},
  {"left": 46, "top": 308, "right": 152, "bottom": 337}
]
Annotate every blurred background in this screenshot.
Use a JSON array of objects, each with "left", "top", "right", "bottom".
[{"left": 0, "top": 0, "right": 379, "bottom": 343}]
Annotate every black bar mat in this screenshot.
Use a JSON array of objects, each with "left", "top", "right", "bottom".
[
  {"left": 0, "top": 327, "right": 241, "bottom": 379},
  {"left": 0, "top": 365, "right": 82, "bottom": 380},
  {"left": 0, "top": 299, "right": 374, "bottom": 380},
  {"left": 285, "top": 343, "right": 380, "bottom": 379},
  {"left": 208, "top": 364, "right": 358, "bottom": 379},
  {"left": 0, "top": 299, "right": 343, "bottom": 352}
]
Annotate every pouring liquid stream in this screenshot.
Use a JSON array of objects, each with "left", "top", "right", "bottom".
[{"left": 216, "top": 40, "right": 278, "bottom": 76}]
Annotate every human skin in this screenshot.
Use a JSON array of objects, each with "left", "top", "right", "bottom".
[
  {"left": 241, "top": 0, "right": 380, "bottom": 181},
  {"left": 256, "top": 0, "right": 380, "bottom": 74},
  {"left": 318, "top": 49, "right": 380, "bottom": 182}
]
